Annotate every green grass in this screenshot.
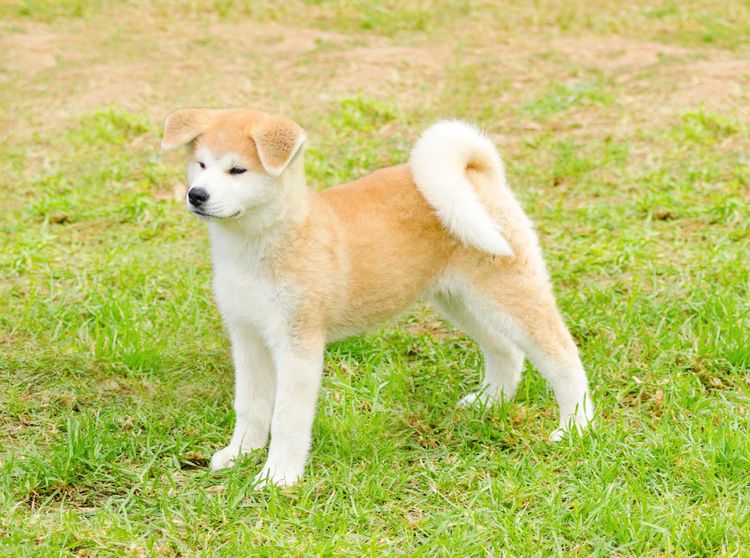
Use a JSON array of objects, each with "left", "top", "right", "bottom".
[
  {"left": 2, "top": 1, "right": 750, "bottom": 555},
  {"left": 522, "top": 77, "right": 614, "bottom": 118}
]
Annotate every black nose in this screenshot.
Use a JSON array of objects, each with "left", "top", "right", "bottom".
[{"left": 188, "top": 187, "right": 209, "bottom": 207}]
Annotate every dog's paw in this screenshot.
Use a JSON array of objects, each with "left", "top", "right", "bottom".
[
  {"left": 210, "top": 445, "right": 250, "bottom": 471},
  {"left": 458, "top": 392, "right": 481, "bottom": 407},
  {"left": 549, "top": 414, "right": 593, "bottom": 442},
  {"left": 253, "top": 461, "right": 303, "bottom": 489},
  {"left": 458, "top": 390, "right": 506, "bottom": 408},
  {"left": 548, "top": 427, "right": 567, "bottom": 442},
  {"left": 458, "top": 392, "right": 490, "bottom": 407}
]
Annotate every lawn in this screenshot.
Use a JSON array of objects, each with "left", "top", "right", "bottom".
[{"left": 1, "top": 0, "right": 749, "bottom": 555}]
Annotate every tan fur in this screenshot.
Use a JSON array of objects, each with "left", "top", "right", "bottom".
[
  {"left": 161, "top": 108, "right": 217, "bottom": 150},
  {"left": 263, "top": 162, "right": 559, "bottom": 344},
  {"left": 196, "top": 111, "right": 265, "bottom": 171},
  {"left": 164, "top": 108, "right": 304, "bottom": 177},
  {"left": 314, "top": 165, "right": 457, "bottom": 334},
  {"left": 253, "top": 116, "right": 306, "bottom": 176}
]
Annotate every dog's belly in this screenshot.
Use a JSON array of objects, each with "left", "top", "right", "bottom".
[{"left": 325, "top": 287, "right": 429, "bottom": 341}]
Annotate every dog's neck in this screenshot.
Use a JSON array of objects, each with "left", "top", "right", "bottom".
[{"left": 207, "top": 157, "right": 311, "bottom": 258}]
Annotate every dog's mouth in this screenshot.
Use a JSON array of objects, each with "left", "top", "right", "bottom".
[{"left": 190, "top": 208, "right": 242, "bottom": 220}]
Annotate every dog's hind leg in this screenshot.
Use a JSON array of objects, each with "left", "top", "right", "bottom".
[
  {"left": 432, "top": 293, "right": 525, "bottom": 407},
  {"left": 435, "top": 274, "right": 593, "bottom": 440}
]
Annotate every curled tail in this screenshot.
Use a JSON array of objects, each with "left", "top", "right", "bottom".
[{"left": 409, "top": 120, "right": 513, "bottom": 256}]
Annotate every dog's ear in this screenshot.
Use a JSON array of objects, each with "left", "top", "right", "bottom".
[
  {"left": 161, "top": 108, "right": 217, "bottom": 150},
  {"left": 251, "top": 116, "right": 306, "bottom": 177}
]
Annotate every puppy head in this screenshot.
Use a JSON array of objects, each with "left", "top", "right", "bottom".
[{"left": 162, "top": 108, "right": 306, "bottom": 221}]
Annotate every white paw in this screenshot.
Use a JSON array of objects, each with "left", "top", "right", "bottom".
[
  {"left": 549, "top": 427, "right": 566, "bottom": 442},
  {"left": 458, "top": 392, "right": 484, "bottom": 407},
  {"left": 549, "top": 414, "right": 592, "bottom": 442},
  {"left": 210, "top": 445, "right": 250, "bottom": 471},
  {"left": 253, "top": 461, "right": 303, "bottom": 489},
  {"left": 458, "top": 390, "right": 506, "bottom": 408}
]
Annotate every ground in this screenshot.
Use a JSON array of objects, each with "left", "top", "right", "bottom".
[{"left": 1, "top": 1, "right": 749, "bottom": 556}]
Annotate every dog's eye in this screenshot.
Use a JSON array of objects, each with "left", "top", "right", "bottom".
[
  {"left": 198, "top": 162, "right": 206, "bottom": 169},
  {"left": 229, "top": 167, "right": 247, "bottom": 175}
]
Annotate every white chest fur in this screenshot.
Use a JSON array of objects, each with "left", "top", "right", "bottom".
[{"left": 208, "top": 224, "right": 289, "bottom": 338}]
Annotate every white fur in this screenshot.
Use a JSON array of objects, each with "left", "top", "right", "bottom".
[
  {"left": 190, "top": 153, "right": 323, "bottom": 486},
  {"left": 187, "top": 148, "right": 280, "bottom": 222},
  {"left": 409, "top": 120, "right": 513, "bottom": 256},
  {"left": 206, "top": 232, "right": 324, "bottom": 485}
]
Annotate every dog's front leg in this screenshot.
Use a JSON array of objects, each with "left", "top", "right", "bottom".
[
  {"left": 255, "top": 338, "right": 325, "bottom": 487},
  {"left": 211, "top": 324, "right": 276, "bottom": 470}
]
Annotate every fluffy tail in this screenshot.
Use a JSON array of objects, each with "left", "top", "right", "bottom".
[{"left": 409, "top": 120, "right": 513, "bottom": 256}]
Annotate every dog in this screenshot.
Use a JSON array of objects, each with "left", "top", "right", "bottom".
[{"left": 161, "top": 108, "right": 594, "bottom": 487}]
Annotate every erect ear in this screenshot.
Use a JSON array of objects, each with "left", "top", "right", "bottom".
[
  {"left": 161, "top": 108, "right": 218, "bottom": 151},
  {"left": 251, "top": 116, "right": 306, "bottom": 177}
]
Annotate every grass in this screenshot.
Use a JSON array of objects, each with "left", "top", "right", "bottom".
[{"left": 2, "top": 1, "right": 750, "bottom": 555}]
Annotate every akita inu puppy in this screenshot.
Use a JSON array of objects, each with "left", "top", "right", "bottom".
[{"left": 162, "top": 108, "right": 594, "bottom": 487}]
